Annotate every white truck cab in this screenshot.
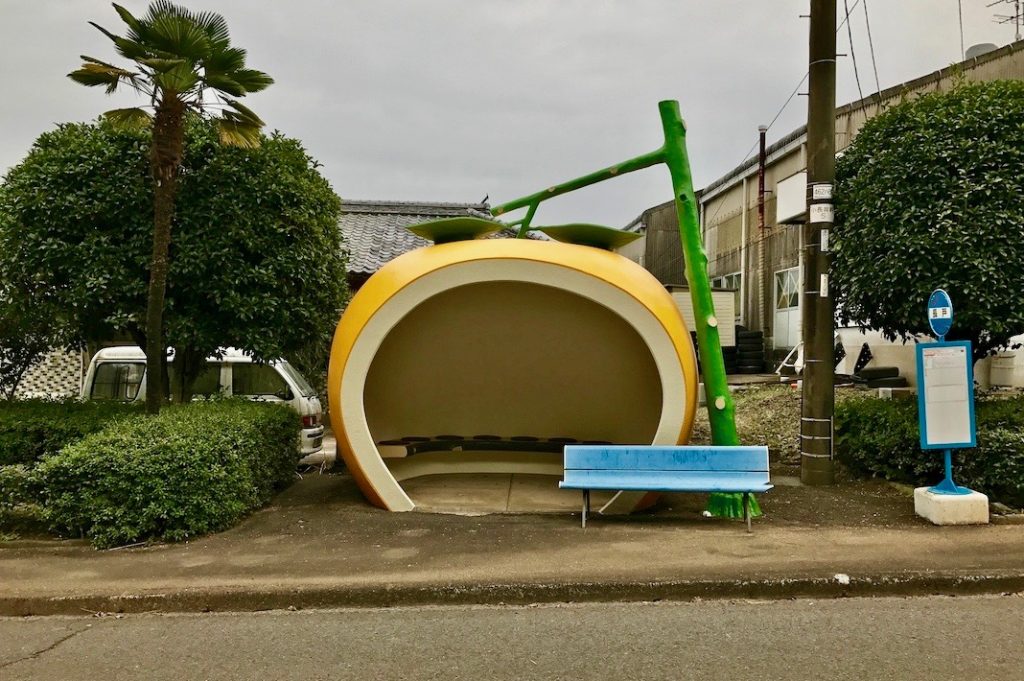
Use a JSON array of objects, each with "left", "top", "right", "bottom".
[{"left": 82, "top": 346, "right": 327, "bottom": 464}]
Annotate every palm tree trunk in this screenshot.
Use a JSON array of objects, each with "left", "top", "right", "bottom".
[{"left": 144, "top": 98, "right": 186, "bottom": 415}]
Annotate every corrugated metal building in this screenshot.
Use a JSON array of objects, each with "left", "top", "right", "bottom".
[{"left": 628, "top": 39, "right": 1024, "bottom": 354}]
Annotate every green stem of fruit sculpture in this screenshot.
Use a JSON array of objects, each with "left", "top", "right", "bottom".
[{"left": 491, "top": 100, "right": 762, "bottom": 519}]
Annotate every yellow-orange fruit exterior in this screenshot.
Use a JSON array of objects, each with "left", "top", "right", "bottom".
[{"left": 328, "top": 239, "right": 698, "bottom": 512}]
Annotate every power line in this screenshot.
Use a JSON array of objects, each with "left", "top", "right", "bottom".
[
  {"left": 837, "top": 0, "right": 862, "bottom": 32},
  {"left": 767, "top": 73, "right": 810, "bottom": 132},
  {"left": 863, "top": 0, "right": 882, "bottom": 95},
  {"left": 704, "top": 0, "right": 864, "bottom": 227},
  {"left": 844, "top": 0, "right": 865, "bottom": 102},
  {"left": 703, "top": 71, "right": 809, "bottom": 227}
]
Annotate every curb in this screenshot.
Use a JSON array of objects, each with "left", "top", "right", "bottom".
[{"left": 4, "top": 572, "right": 1024, "bottom": 617}]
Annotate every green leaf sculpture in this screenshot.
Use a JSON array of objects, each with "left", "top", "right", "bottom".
[
  {"left": 535, "top": 223, "right": 642, "bottom": 250},
  {"left": 406, "top": 217, "right": 503, "bottom": 244}
]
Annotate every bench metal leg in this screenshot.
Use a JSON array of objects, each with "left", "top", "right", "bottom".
[
  {"left": 582, "top": 489, "right": 590, "bottom": 529},
  {"left": 743, "top": 492, "right": 751, "bottom": 534}
]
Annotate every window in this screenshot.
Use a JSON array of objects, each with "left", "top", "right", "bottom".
[
  {"left": 712, "top": 272, "right": 742, "bottom": 319},
  {"left": 278, "top": 362, "right": 316, "bottom": 398},
  {"left": 166, "top": 363, "right": 223, "bottom": 398},
  {"left": 90, "top": 362, "right": 145, "bottom": 401},
  {"left": 191, "top": 365, "right": 222, "bottom": 397},
  {"left": 775, "top": 267, "right": 800, "bottom": 311},
  {"left": 232, "top": 364, "right": 291, "bottom": 399}
]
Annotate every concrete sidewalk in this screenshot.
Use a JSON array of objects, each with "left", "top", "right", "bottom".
[{"left": 1, "top": 472, "right": 1023, "bottom": 616}]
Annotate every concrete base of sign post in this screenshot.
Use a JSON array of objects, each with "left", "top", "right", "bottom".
[{"left": 914, "top": 487, "right": 989, "bottom": 525}]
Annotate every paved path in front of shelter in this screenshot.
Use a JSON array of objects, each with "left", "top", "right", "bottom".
[{"left": 1, "top": 472, "right": 1022, "bottom": 615}]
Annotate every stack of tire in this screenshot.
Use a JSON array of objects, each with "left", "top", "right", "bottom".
[
  {"left": 688, "top": 331, "right": 760, "bottom": 375},
  {"left": 735, "top": 327, "right": 765, "bottom": 374},
  {"left": 853, "top": 366, "right": 908, "bottom": 389},
  {"left": 722, "top": 343, "right": 738, "bottom": 375},
  {"left": 689, "top": 331, "right": 737, "bottom": 374}
]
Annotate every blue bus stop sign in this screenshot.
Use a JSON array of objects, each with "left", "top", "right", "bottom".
[{"left": 927, "top": 289, "right": 953, "bottom": 340}]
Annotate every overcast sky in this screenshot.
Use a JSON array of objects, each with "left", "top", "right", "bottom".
[{"left": 0, "top": 1, "right": 1015, "bottom": 226}]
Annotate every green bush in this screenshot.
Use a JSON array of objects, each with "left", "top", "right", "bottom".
[
  {"left": 38, "top": 401, "right": 299, "bottom": 548},
  {"left": 834, "top": 81, "right": 1024, "bottom": 360},
  {"left": 0, "top": 399, "right": 140, "bottom": 466},
  {"left": 0, "top": 120, "right": 347, "bottom": 402},
  {"left": 0, "top": 463, "right": 44, "bottom": 530},
  {"left": 836, "top": 395, "right": 1024, "bottom": 507}
]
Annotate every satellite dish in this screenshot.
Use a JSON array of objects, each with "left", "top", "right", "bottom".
[{"left": 965, "top": 43, "right": 999, "bottom": 59}]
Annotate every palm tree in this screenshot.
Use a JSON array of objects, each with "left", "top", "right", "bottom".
[{"left": 69, "top": 1, "right": 273, "bottom": 414}]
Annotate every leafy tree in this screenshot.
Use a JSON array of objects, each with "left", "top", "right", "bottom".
[
  {"left": 0, "top": 120, "right": 346, "bottom": 402},
  {"left": 0, "top": 303, "right": 55, "bottom": 400},
  {"left": 69, "top": 1, "right": 273, "bottom": 413},
  {"left": 833, "top": 81, "right": 1024, "bottom": 360}
]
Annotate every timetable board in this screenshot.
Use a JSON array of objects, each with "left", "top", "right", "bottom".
[{"left": 915, "top": 341, "right": 976, "bottom": 450}]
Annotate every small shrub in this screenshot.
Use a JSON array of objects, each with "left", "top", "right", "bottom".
[
  {"left": 692, "top": 385, "right": 857, "bottom": 465},
  {"left": 963, "top": 428, "right": 1024, "bottom": 508},
  {"left": 836, "top": 394, "right": 1024, "bottom": 507},
  {"left": 732, "top": 386, "right": 802, "bottom": 463},
  {"left": 38, "top": 401, "right": 299, "bottom": 548},
  {"left": 0, "top": 463, "right": 44, "bottom": 531},
  {"left": 0, "top": 399, "right": 140, "bottom": 465}
]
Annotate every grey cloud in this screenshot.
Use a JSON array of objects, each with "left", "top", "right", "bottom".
[{"left": 1, "top": 0, "right": 1010, "bottom": 226}]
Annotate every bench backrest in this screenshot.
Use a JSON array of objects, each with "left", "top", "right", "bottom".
[{"left": 563, "top": 445, "right": 769, "bottom": 474}]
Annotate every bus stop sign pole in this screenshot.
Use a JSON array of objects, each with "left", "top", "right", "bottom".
[{"left": 918, "top": 288, "right": 973, "bottom": 495}]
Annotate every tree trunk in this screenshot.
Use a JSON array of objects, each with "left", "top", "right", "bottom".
[
  {"left": 144, "top": 98, "right": 186, "bottom": 415},
  {"left": 170, "top": 346, "right": 204, "bottom": 404}
]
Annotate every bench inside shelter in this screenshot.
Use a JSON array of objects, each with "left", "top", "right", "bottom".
[
  {"left": 377, "top": 435, "right": 614, "bottom": 457},
  {"left": 560, "top": 445, "right": 772, "bottom": 531}
]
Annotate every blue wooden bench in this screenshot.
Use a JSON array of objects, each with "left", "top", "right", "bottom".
[{"left": 559, "top": 445, "right": 772, "bottom": 532}]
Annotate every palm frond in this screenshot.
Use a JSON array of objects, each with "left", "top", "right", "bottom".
[
  {"left": 68, "top": 62, "right": 137, "bottom": 94},
  {"left": 80, "top": 55, "right": 122, "bottom": 70},
  {"left": 224, "top": 98, "right": 264, "bottom": 125},
  {"left": 193, "top": 10, "right": 229, "bottom": 44},
  {"left": 69, "top": 67, "right": 119, "bottom": 91},
  {"left": 77, "top": 1, "right": 272, "bottom": 142},
  {"left": 203, "top": 46, "right": 246, "bottom": 77},
  {"left": 144, "top": 0, "right": 190, "bottom": 23},
  {"left": 217, "top": 117, "right": 262, "bottom": 149},
  {"left": 147, "top": 13, "right": 211, "bottom": 60},
  {"left": 88, "top": 20, "right": 121, "bottom": 44},
  {"left": 230, "top": 69, "right": 274, "bottom": 93},
  {"left": 111, "top": 4, "right": 144, "bottom": 35},
  {"left": 153, "top": 62, "right": 200, "bottom": 93},
  {"left": 203, "top": 73, "right": 245, "bottom": 97},
  {"left": 113, "top": 35, "right": 155, "bottom": 61},
  {"left": 139, "top": 57, "right": 187, "bottom": 73},
  {"left": 103, "top": 107, "right": 153, "bottom": 130}
]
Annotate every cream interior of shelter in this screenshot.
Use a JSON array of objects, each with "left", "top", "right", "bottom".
[
  {"left": 339, "top": 259, "right": 691, "bottom": 513},
  {"left": 365, "top": 279, "right": 662, "bottom": 454}
]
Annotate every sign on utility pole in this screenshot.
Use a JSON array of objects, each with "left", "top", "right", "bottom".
[{"left": 800, "top": 0, "right": 837, "bottom": 485}]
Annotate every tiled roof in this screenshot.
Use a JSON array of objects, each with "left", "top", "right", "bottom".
[{"left": 339, "top": 199, "right": 541, "bottom": 278}]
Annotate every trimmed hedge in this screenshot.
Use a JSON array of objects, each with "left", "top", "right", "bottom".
[
  {"left": 0, "top": 399, "right": 140, "bottom": 466},
  {"left": 836, "top": 395, "right": 1024, "bottom": 507},
  {"left": 0, "top": 463, "right": 44, "bottom": 531},
  {"left": 38, "top": 401, "right": 299, "bottom": 548}
]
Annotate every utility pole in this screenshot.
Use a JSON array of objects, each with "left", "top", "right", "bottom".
[
  {"left": 800, "top": 0, "right": 837, "bottom": 485},
  {"left": 757, "top": 125, "right": 769, "bottom": 340}
]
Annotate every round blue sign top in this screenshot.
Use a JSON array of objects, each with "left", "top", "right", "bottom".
[{"left": 927, "top": 288, "right": 953, "bottom": 339}]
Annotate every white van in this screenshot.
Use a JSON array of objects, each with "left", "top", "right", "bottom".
[{"left": 82, "top": 346, "right": 327, "bottom": 464}]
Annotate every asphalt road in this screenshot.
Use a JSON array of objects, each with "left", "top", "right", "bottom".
[{"left": 2, "top": 595, "right": 1022, "bottom": 680}]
